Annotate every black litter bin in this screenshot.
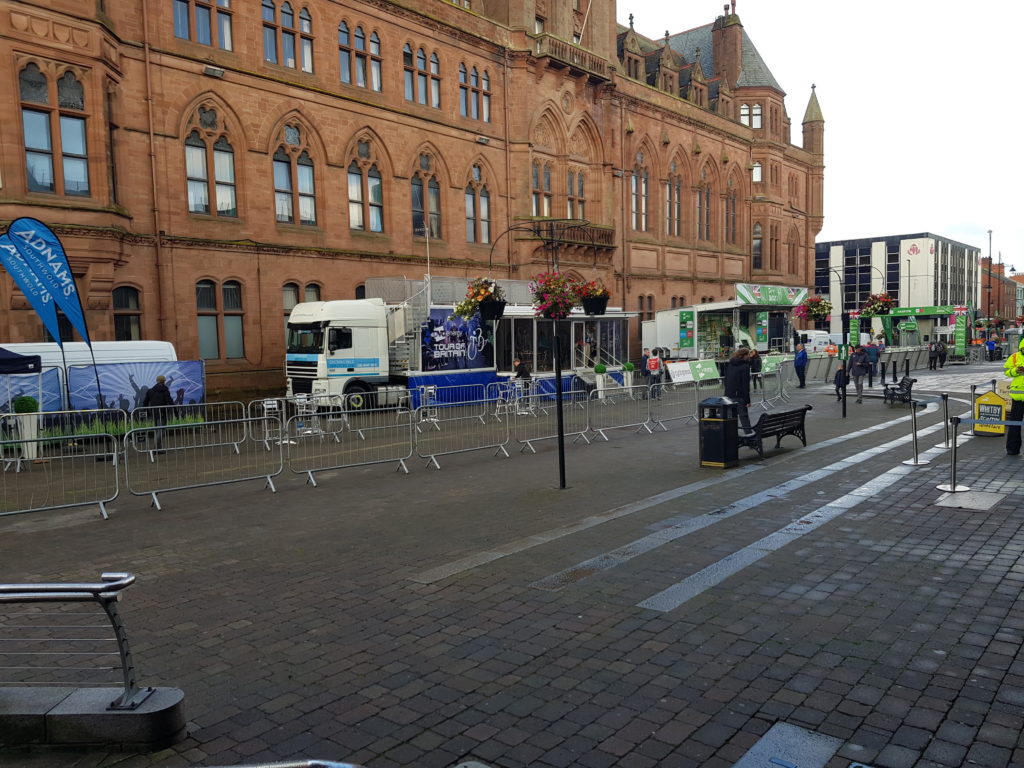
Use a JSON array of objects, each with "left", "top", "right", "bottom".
[{"left": 699, "top": 396, "right": 739, "bottom": 468}]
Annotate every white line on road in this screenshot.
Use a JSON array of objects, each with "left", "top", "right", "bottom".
[
  {"left": 411, "top": 406, "right": 933, "bottom": 585},
  {"left": 636, "top": 421, "right": 969, "bottom": 612}
]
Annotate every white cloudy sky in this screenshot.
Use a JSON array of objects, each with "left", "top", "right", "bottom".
[{"left": 619, "top": 1, "right": 1020, "bottom": 269}]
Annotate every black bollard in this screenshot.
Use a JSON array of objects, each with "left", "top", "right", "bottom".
[
  {"left": 881, "top": 361, "right": 887, "bottom": 382},
  {"left": 904, "top": 358, "right": 910, "bottom": 379},
  {"left": 892, "top": 359, "right": 899, "bottom": 384},
  {"left": 868, "top": 367, "right": 874, "bottom": 389}
]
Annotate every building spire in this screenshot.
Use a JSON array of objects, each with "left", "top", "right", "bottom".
[{"left": 802, "top": 84, "right": 823, "bottom": 123}]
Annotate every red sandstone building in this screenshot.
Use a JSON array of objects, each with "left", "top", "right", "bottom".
[{"left": 0, "top": 0, "right": 824, "bottom": 396}]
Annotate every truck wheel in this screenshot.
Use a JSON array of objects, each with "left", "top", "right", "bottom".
[{"left": 345, "top": 384, "right": 376, "bottom": 411}]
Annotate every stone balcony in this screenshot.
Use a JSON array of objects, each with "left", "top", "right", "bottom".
[{"left": 532, "top": 34, "right": 610, "bottom": 82}]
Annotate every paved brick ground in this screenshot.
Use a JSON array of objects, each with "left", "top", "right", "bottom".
[{"left": 1, "top": 362, "right": 1023, "bottom": 768}]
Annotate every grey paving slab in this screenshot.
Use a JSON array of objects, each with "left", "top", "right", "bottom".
[{"left": 0, "top": 361, "right": 1021, "bottom": 768}]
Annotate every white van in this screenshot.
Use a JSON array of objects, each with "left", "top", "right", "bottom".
[
  {"left": 798, "top": 331, "right": 832, "bottom": 353},
  {"left": 1, "top": 341, "right": 177, "bottom": 373}
]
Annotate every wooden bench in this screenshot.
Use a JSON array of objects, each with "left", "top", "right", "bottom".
[
  {"left": 883, "top": 376, "right": 917, "bottom": 405},
  {"left": 737, "top": 405, "right": 812, "bottom": 459}
]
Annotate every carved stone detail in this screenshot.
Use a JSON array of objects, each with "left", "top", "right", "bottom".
[{"left": 10, "top": 11, "right": 93, "bottom": 53}]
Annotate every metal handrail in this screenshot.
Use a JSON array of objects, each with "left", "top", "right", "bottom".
[{"left": 0, "top": 572, "right": 152, "bottom": 710}]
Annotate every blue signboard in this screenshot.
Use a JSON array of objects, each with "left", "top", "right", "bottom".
[
  {"left": 0, "top": 368, "right": 62, "bottom": 413},
  {"left": 68, "top": 361, "right": 206, "bottom": 411},
  {"left": 420, "top": 309, "right": 494, "bottom": 371}
]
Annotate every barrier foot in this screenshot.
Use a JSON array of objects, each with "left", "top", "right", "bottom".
[
  {"left": 477, "top": 415, "right": 487, "bottom": 424},
  {"left": 572, "top": 432, "right": 591, "bottom": 445},
  {"left": 150, "top": 492, "right": 161, "bottom": 511},
  {"left": 653, "top": 420, "right": 669, "bottom": 432},
  {"left": 937, "top": 483, "right": 970, "bottom": 492},
  {"left": 594, "top": 429, "right": 610, "bottom": 442},
  {"left": 901, "top": 458, "right": 931, "bottom": 466},
  {"left": 396, "top": 459, "right": 409, "bottom": 474},
  {"left": 636, "top": 422, "right": 654, "bottom": 434},
  {"left": 265, "top": 476, "right": 276, "bottom": 493},
  {"left": 148, "top": 450, "right": 156, "bottom": 464},
  {"left": 520, "top": 441, "right": 537, "bottom": 454},
  {"left": 232, "top": 443, "right": 241, "bottom": 455},
  {"left": 98, "top": 501, "right": 109, "bottom": 520},
  {"left": 425, "top": 455, "right": 441, "bottom": 470},
  {"left": 494, "top": 444, "right": 510, "bottom": 458},
  {"left": 305, "top": 471, "right": 317, "bottom": 487}
]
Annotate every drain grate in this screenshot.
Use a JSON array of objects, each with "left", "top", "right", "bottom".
[{"left": 732, "top": 722, "right": 841, "bottom": 768}]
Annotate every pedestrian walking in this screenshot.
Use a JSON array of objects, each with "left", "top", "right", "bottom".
[
  {"left": 848, "top": 346, "right": 869, "bottom": 403},
  {"left": 1004, "top": 337, "right": 1024, "bottom": 455},
  {"left": 749, "top": 349, "right": 763, "bottom": 390},
  {"left": 794, "top": 343, "right": 808, "bottom": 388},
  {"left": 865, "top": 340, "right": 880, "bottom": 377},
  {"left": 833, "top": 362, "right": 848, "bottom": 402},
  {"left": 724, "top": 348, "right": 753, "bottom": 434},
  {"left": 647, "top": 348, "right": 663, "bottom": 399},
  {"left": 986, "top": 338, "right": 997, "bottom": 362},
  {"left": 928, "top": 341, "right": 938, "bottom": 370},
  {"left": 141, "top": 374, "right": 175, "bottom": 453},
  {"left": 936, "top": 339, "right": 947, "bottom": 368}
]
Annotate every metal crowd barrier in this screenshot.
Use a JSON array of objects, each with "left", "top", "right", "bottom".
[
  {"left": 414, "top": 383, "right": 487, "bottom": 410},
  {"left": 1, "top": 432, "right": 120, "bottom": 519},
  {"left": 0, "top": 572, "right": 153, "bottom": 709},
  {"left": 414, "top": 397, "right": 510, "bottom": 469},
  {"left": 649, "top": 380, "right": 700, "bottom": 430},
  {"left": 286, "top": 403, "right": 414, "bottom": 481},
  {"left": 514, "top": 388, "right": 591, "bottom": 453},
  {"left": 131, "top": 401, "right": 247, "bottom": 454},
  {"left": 588, "top": 384, "right": 653, "bottom": 440},
  {"left": 123, "top": 416, "right": 284, "bottom": 510}
]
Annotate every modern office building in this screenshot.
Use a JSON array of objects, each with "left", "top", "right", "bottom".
[
  {"left": 815, "top": 233, "right": 981, "bottom": 342},
  {"left": 0, "top": 0, "right": 823, "bottom": 396}
]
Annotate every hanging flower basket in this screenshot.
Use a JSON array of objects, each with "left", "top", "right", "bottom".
[
  {"left": 860, "top": 293, "right": 895, "bottom": 317},
  {"left": 579, "top": 281, "right": 610, "bottom": 315},
  {"left": 792, "top": 295, "right": 832, "bottom": 322},
  {"left": 530, "top": 272, "right": 582, "bottom": 320},
  {"left": 451, "top": 277, "right": 506, "bottom": 321},
  {"left": 477, "top": 300, "right": 506, "bottom": 321}
]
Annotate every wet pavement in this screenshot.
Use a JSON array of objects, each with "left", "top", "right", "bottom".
[{"left": 1, "top": 360, "right": 1022, "bottom": 768}]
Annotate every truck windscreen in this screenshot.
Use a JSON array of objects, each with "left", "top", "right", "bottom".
[{"left": 286, "top": 324, "right": 324, "bottom": 354}]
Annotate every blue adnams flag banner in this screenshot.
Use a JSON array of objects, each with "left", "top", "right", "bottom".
[
  {"left": 6, "top": 217, "right": 91, "bottom": 345},
  {"left": 0, "top": 233, "right": 63, "bottom": 346}
]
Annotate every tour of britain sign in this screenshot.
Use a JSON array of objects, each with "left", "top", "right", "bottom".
[{"left": 734, "top": 283, "right": 808, "bottom": 306}]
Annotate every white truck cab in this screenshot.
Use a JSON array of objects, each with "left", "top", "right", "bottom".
[{"left": 286, "top": 299, "right": 391, "bottom": 402}]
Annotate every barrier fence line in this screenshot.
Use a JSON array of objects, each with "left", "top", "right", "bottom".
[
  {"left": 414, "top": 397, "right": 510, "bottom": 469},
  {"left": 286, "top": 403, "right": 414, "bottom": 482},
  {"left": 123, "top": 416, "right": 283, "bottom": 511},
  {"left": 587, "top": 384, "right": 652, "bottom": 441},
  {"left": 514, "top": 388, "right": 591, "bottom": 454}
]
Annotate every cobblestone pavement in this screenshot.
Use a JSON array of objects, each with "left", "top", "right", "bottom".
[{"left": 1, "top": 361, "right": 1022, "bottom": 768}]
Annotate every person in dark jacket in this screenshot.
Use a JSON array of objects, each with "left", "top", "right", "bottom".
[
  {"left": 724, "top": 348, "right": 753, "bottom": 433},
  {"left": 512, "top": 357, "right": 531, "bottom": 380},
  {"left": 142, "top": 374, "right": 175, "bottom": 451},
  {"left": 848, "top": 346, "right": 870, "bottom": 403},
  {"left": 833, "top": 362, "right": 848, "bottom": 402},
  {"left": 749, "top": 349, "right": 763, "bottom": 390},
  {"left": 794, "top": 343, "right": 808, "bottom": 388}
]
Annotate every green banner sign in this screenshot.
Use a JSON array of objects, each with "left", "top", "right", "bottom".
[
  {"left": 954, "top": 314, "right": 968, "bottom": 355},
  {"left": 755, "top": 311, "right": 768, "bottom": 343},
  {"left": 735, "top": 283, "right": 808, "bottom": 307},
  {"left": 898, "top": 321, "right": 918, "bottom": 331},
  {"left": 890, "top": 305, "right": 953, "bottom": 317},
  {"left": 678, "top": 310, "right": 695, "bottom": 349},
  {"left": 689, "top": 360, "right": 722, "bottom": 381},
  {"left": 880, "top": 315, "right": 894, "bottom": 345},
  {"left": 848, "top": 313, "right": 860, "bottom": 345}
]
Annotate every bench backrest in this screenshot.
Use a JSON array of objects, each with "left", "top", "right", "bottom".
[{"left": 756, "top": 407, "right": 810, "bottom": 432}]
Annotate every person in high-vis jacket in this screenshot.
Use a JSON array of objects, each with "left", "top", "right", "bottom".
[{"left": 1004, "top": 338, "right": 1024, "bottom": 455}]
